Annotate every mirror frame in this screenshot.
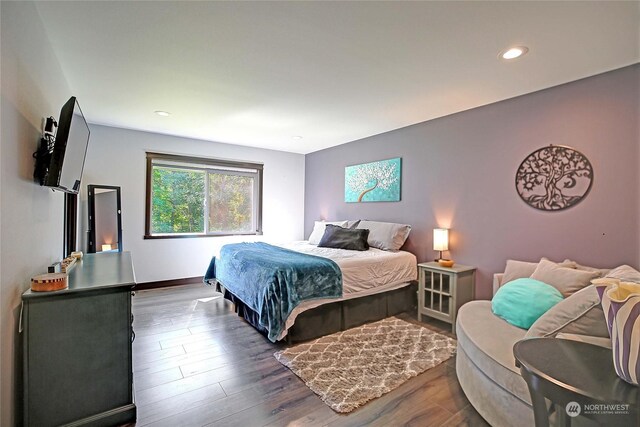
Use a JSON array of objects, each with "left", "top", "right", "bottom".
[{"left": 87, "top": 184, "right": 122, "bottom": 253}]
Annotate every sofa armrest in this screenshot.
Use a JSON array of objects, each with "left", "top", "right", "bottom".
[{"left": 492, "top": 273, "right": 505, "bottom": 297}]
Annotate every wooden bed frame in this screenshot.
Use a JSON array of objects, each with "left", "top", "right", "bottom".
[{"left": 215, "top": 281, "right": 418, "bottom": 343}]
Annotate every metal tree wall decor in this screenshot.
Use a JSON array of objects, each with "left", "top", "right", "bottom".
[{"left": 516, "top": 145, "right": 593, "bottom": 211}]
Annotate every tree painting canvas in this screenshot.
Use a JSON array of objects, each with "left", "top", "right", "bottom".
[{"left": 345, "top": 158, "right": 401, "bottom": 203}]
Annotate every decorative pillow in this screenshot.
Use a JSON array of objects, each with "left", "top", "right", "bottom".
[
  {"left": 502, "top": 260, "right": 539, "bottom": 284},
  {"left": 525, "top": 285, "right": 610, "bottom": 339},
  {"left": 356, "top": 220, "right": 411, "bottom": 251},
  {"left": 318, "top": 225, "right": 369, "bottom": 251},
  {"left": 492, "top": 278, "right": 564, "bottom": 329},
  {"left": 564, "top": 259, "right": 610, "bottom": 277},
  {"left": 605, "top": 265, "right": 640, "bottom": 283},
  {"left": 530, "top": 259, "right": 600, "bottom": 297},
  {"left": 555, "top": 333, "right": 612, "bottom": 349},
  {"left": 308, "top": 220, "right": 348, "bottom": 244},
  {"left": 345, "top": 220, "right": 361, "bottom": 229},
  {"left": 501, "top": 258, "right": 576, "bottom": 285}
]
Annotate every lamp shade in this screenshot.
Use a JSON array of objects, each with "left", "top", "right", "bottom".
[
  {"left": 101, "top": 244, "right": 112, "bottom": 251},
  {"left": 433, "top": 228, "right": 449, "bottom": 251}
]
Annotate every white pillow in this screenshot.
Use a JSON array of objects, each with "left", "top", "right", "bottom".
[
  {"left": 308, "top": 220, "right": 348, "bottom": 245},
  {"left": 356, "top": 220, "right": 411, "bottom": 251}
]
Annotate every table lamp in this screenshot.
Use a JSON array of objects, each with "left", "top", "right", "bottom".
[{"left": 433, "top": 228, "right": 454, "bottom": 267}]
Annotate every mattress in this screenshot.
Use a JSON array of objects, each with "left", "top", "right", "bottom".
[{"left": 275, "top": 241, "right": 418, "bottom": 340}]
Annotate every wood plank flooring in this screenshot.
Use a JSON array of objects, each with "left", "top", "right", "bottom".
[{"left": 131, "top": 284, "right": 489, "bottom": 426}]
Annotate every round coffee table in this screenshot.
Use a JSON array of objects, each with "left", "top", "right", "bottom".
[{"left": 513, "top": 338, "right": 638, "bottom": 427}]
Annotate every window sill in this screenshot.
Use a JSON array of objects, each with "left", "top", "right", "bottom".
[{"left": 144, "top": 232, "right": 263, "bottom": 240}]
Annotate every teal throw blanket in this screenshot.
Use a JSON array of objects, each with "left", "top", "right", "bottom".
[{"left": 204, "top": 242, "right": 342, "bottom": 341}]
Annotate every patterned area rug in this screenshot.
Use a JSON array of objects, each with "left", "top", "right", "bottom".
[{"left": 274, "top": 317, "right": 456, "bottom": 413}]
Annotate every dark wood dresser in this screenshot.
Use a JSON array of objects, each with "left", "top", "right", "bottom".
[{"left": 21, "top": 252, "right": 136, "bottom": 426}]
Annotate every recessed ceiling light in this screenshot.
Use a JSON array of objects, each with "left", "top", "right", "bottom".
[
  {"left": 500, "top": 46, "right": 529, "bottom": 60},
  {"left": 155, "top": 110, "right": 171, "bottom": 117},
  {"left": 292, "top": 135, "right": 303, "bottom": 140}
]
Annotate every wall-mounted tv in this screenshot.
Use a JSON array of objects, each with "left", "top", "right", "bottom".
[{"left": 37, "top": 96, "right": 90, "bottom": 194}]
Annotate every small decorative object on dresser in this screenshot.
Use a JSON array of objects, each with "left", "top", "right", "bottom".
[
  {"left": 30, "top": 273, "right": 67, "bottom": 292},
  {"left": 418, "top": 262, "right": 476, "bottom": 333}
]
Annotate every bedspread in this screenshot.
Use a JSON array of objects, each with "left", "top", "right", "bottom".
[{"left": 204, "top": 242, "right": 342, "bottom": 341}]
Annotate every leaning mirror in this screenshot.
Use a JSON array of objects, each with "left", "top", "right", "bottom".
[{"left": 87, "top": 185, "right": 122, "bottom": 253}]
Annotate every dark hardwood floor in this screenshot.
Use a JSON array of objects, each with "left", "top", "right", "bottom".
[{"left": 131, "top": 283, "right": 489, "bottom": 426}]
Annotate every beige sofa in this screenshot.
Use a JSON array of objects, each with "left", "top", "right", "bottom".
[
  {"left": 456, "top": 273, "right": 534, "bottom": 427},
  {"left": 456, "top": 270, "right": 615, "bottom": 427}
]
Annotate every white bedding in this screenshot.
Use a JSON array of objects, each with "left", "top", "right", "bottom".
[
  {"left": 278, "top": 241, "right": 417, "bottom": 294},
  {"left": 274, "top": 241, "right": 417, "bottom": 340}
]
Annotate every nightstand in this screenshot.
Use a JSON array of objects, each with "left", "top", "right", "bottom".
[{"left": 418, "top": 262, "right": 476, "bottom": 333}]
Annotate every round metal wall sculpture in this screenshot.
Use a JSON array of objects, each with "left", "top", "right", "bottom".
[{"left": 516, "top": 145, "right": 593, "bottom": 211}]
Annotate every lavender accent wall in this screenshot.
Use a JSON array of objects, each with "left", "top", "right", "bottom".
[{"left": 305, "top": 64, "right": 640, "bottom": 299}]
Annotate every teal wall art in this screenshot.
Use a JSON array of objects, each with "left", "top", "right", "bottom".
[{"left": 345, "top": 157, "right": 401, "bottom": 203}]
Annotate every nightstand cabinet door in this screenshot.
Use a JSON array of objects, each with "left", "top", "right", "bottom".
[{"left": 418, "top": 262, "right": 476, "bottom": 333}]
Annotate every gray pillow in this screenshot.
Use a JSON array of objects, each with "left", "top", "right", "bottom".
[
  {"left": 525, "top": 285, "right": 609, "bottom": 339},
  {"left": 605, "top": 265, "right": 640, "bottom": 283},
  {"left": 564, "top": 259, "right": 610, "bottom": 277},
  {"left": 530, "top": 259, "right": 600, "bottom": 297},
  {"left": 356, "top": 220, "right": 411, "bottom": 251},
  {"left": 501, "top": 258, "right": 576, "bottom": 285},
  {"left": 555, "top": 333, "right": 612, "bottom": 349},
  {"left": 318, "top": 225, "right": 369, "bottom": 251},
  {"left": 502, "top": 260, "right": 539, "bottom": 284},
  {"left": 345, "top": 220, "right": 361, "bottom": 229},
  {"left": 308, "top": 220, "right": 348, "bottom": 244}
]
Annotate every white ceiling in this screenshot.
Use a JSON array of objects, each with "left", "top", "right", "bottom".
[{"left": 35, "top": 1, "right": 639, "bottom": 154}]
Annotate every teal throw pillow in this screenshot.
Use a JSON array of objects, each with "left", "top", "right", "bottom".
[{"left": 492, "top": 278, "right": 564, "bottom": 329}]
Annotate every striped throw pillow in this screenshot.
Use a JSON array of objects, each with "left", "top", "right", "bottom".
[{"left": 593, "top": 277, "right": 640, "bottom": 385}]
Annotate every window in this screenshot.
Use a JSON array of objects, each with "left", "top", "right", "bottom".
[{"left": 145, "top": 152, "right": 263, "bottom": 238}]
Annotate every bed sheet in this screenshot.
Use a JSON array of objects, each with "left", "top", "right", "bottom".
[{"left": 278, "top": 241, "right": 417, "bottom": 294}]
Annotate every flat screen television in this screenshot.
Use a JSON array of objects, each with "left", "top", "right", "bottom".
[{"left": 42, "top": 96, "right": 90, "bottom": 193}]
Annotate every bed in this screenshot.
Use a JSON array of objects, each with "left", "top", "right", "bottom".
[{"left": 204, "top": 221, "right": 418, "bottom": 343}]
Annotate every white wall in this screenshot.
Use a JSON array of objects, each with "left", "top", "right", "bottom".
[
  {"left": 1, "top": 2, "right": 73, "bottom": 425},
  {"left": 81, "top": 125, "right": 305, "bottom": 283}
]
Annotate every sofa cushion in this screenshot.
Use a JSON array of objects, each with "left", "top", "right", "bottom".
[
  {"left": 530, "top": 259, "right": 600, "bottom": 297},
  {"left": 501, "top": 258, "right": 577, "bottom": 285},
  {"left": 456, "top": 301, "right": 531, "bottom": 405},
  {"left": 492, "top": 278, "right": 564, "bottom": 329},
  {"left": 525, "top": 285, "right": 609, "bottom": 339}
]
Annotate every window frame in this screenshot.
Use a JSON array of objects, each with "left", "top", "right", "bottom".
[{"left": 144, "top": 152, "right": 263, "bottom": 239}]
